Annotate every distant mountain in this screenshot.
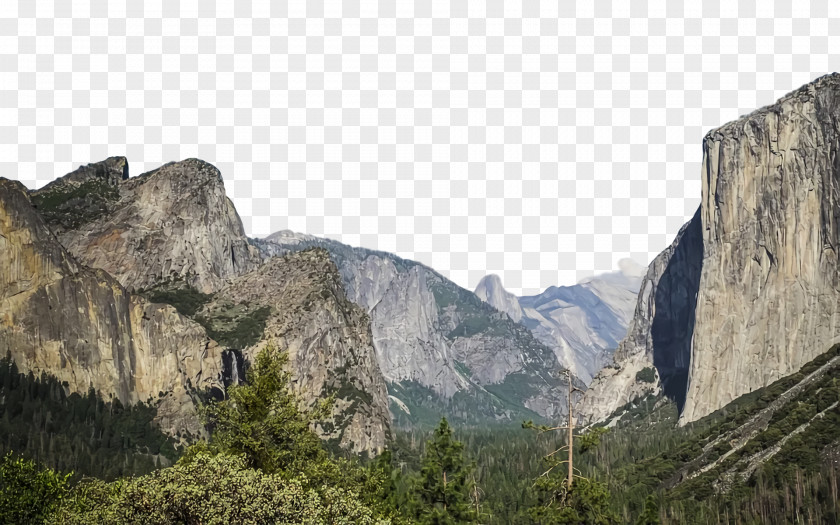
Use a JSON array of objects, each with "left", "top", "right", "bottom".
[
  {"left": 474, "top": 260, "right": 643, "bottom": 384},
  {"left": 256, "top": 232, "right": 581, "bottom": 428}
]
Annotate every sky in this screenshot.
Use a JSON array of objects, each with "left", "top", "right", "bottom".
[{"left": 2, "top": 1, "right": 838, "bottom": 295}]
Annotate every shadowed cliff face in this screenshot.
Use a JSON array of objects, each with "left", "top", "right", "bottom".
[
  {"left": 579, "top": 209, "right": 703, "bottom": 422},
  {"left": 650, "top": 209, "right": 703, "bottom": 412},
  {"left": 584, "top": 74, "right": 840, "bottom": 426}
]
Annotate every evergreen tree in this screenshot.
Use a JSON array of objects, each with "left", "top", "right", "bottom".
[
  {"left": 635, "top": 495, "right": 660, "bottom": 525},
  {"left": 198, "top": 341, "right": 333, "bottom": 479},
  {"left": 527, "top": 425, "right": 619, "bottom": 525},
  {"left": 529, "top": 476, "right": 617, "bottom": 525},
  {"left": 0, "top": 452, "right": 70, "bottom": 524},
  {"left": 410, "top": 417, "right": 477, "bottom": 524}
]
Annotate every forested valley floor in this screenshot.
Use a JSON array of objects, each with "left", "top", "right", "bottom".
[{"left": 2, "top": 344, "right": 840, "bottom": 524}]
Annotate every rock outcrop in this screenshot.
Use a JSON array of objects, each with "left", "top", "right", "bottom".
[
  {"left": 475, "top": 262, "right": 643, "bottom": 384},
  {"left": 16, "top": 160, "right": 392, "bottom": 454},
  {"left": 33, "top": 158, "right": 261, "bottom": 293},
  {"left": 583, "top": 73, "right": 840, "bottom": 425},
  {"left": 258, "top": 233, "right": 575, "bottom": 426},
  {"left": 204, "top": 249, "right": 391, "bottom": 454},
  {"left": 682, "top": 74, "right": 840, "bottom": 423},
  {"left": 0, "top": 177, "right": 225, "bottom": 437},
  {"left": 474, "top": 275, "right": 523, "bottom": 323}
]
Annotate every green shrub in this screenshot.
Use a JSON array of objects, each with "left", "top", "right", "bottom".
[
  {"left": 0, "top": 452, "right": 70, "bottom": 525},
  {"left": 636, "top": 367, "right": 657, "bottom": 384}
]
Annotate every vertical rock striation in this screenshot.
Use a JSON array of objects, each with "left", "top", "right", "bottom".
[
  {"left": 0, "top": 177, "right": 225, "bottom": 437},
  {"left": 582, "top": 74, "right": 840, "bottom": 425},
  {"left": 682, "top": 74, "right": 840, "bottom": 423}
]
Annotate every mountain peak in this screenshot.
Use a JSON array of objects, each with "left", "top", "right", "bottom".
[
  {"left": 264, "top": 229, "right": 319, "bottom": 245},
  {"left": 475, "top": 273, "right": 504, "bottom": 291},
  {"left": 42, "top": 158, "right": 260, "bottom": 293},
  {"left": 474, "top": 274, "right": 523, "bottom": 323}
]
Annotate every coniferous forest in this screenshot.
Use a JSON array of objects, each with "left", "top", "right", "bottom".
[{"left": 2, "top": 342, "right": 840, "bottom": 523}]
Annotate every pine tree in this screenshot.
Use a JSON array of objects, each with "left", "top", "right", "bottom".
[
  {"left": 635, "top": 495, "right": 660, "bottom": 524},
  {"left": 525, "top": 371, "right": 618, "bottom": 524},
  {"left": 197, "top": 342, "right": 333, "bottom": 481},
  {"left": 410, "top": 417, "right": 478, "bottom": 524}
]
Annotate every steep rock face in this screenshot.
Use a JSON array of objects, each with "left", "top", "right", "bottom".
[
  {"left": 18, "top": 161, "right": 390, "bottom": 454},
  {"left": 474, "top": 262, "right": 643, "bottom": 384},
  {"left": 38, "top": 158, "right": 260, "bottom": 293},
  {"left": 370, "top": 265, "right": 469, "bottom": 398},
  {"left": 580, "top": 210, "right": 703, "bottom": 423},
  {"left": 29, "top": 157, "right": 129, "bottom": 235},
  {"left": 682, "top": 74, "right": 840, "bottom": 423},
  {"left": 0, "top": 178, "right": 225, "bottom": 436},
  {"left": 257, "top": 234, "right": 575, "bottom": 426},
  {"left": 583, "top": 74, "right": 840, "bottom": 426},
  {"left": 205, "top": 249, "right": 391, "bottom": 454}
]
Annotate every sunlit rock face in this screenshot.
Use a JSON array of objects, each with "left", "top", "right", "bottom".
[
  {"left": 10, "top": 159, "right": 392, "bottom": 455},
  {"left": 0, "top": 177, "right": 225, "bottom": 438},
  {"left": 35, "top": 158, "right": 261, "bottom": 294},
  {"left": 582, "top": 74, "right": 840, "bottom": 426},
  {"left": 683, "top": 74, "right": 840, "bottom": 424},
  {"left": 207, "top": 249, "right": 392, "bottom": 454},
  {"left": 258, "top": 234, "right": 578, "bottom": 426}
]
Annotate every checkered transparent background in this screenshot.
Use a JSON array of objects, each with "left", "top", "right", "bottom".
[{"left": 1, "top": 1, "right": 836, "bottom": 295}]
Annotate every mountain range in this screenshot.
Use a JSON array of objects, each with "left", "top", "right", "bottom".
[
  {"left": 0, "top": 154, "right": 641, "bottom": 455},
  {"left": 474, "top": 259, "right": 643, "bottom": 384},
  {"left": 6, "top": 74, "right": 840, "bottom": 466}
]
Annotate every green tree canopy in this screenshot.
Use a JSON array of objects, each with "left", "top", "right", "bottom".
[
  {"left": 0, "top": 452, "right": 70, "bottom": 524},
  {"left": 410, "top": 417, "right": 477, "bottom": 524}
]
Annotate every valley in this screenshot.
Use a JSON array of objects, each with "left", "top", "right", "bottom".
[{"left": 3, "top": 74, "right": 840, "bottom": 523}]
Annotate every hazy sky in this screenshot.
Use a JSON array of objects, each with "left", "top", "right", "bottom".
[{"left": 3, "top": 1, "right": 837, "bottom": 294}]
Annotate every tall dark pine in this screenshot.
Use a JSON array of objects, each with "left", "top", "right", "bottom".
[{"left": 411, "top": 417, "right": 478, "bottom": 524}]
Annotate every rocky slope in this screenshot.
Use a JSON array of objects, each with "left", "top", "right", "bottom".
[
  {"left": 0, "top": 177, "right": 225, "bottom": 437},
  {"left": 200, "top": 249, "right": 391, "bottom": 454},
  {"left": 587, "top": 343, "right": 840, "bottom": 524},
  {"left": 31, "top": 158, "right": 261, "bottom": 293},
  {"left": 583, "top": 73, "right": 840, "bottom": 426},
  {"left": 257, "top": 232, "right": 577, "bottom": 427},
  {"left": 15, "top": 159, "right": 391, "bottom": 454},
  {"left": 474, "top": 261, "right": 643, "bottom": 384}
]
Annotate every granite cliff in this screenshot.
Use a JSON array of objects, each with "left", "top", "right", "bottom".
[
  {"left": 31, "top": 158, "right": 261, "bottom": 293},
  {"left": 0, "top": 177, "right": 225, "bottom": 437},
  {"left": 8, "top": 159, "right": 392, "bottom": 454},
  {"left": 200, "top": 249, "right": 391, "bottom": 453},
  {"left": 579, "top": 211, "right": 703, "bottom": 423},
  {"left": 257, "top": 232, "right": 577, "bottom": 427},
  {"left": 582, "top": 73, "right": 840, "bottom": 425}
]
